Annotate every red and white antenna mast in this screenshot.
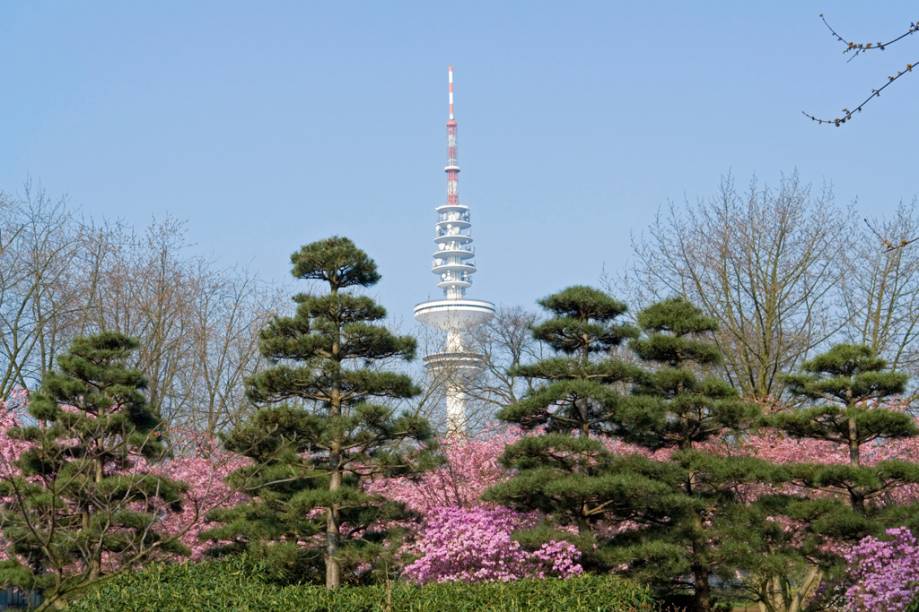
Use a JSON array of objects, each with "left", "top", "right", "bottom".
[
  {"left": 446, "top": 65, "right": 460, "bottom": 205},
  {"left": 414, "top": 66, "right": 495, "bottom": 434}
]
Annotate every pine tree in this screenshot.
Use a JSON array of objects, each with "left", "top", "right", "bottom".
[
  {"left": 0, "top": 333, "right": 186, "bottom": 609},
  {"left": 771, "top": 344, "right": 919, "bottom": 513},
  {"left": 594, "top": 297, "right": 773, "bottom": 610},
  {"left": 492, "top": 296, "right": 781, "bottom": 610},
  {"left": 204, "top": 237, "right": 433, "bottom": 589},
  {"left": 485, "top": 286, "right": 641, "bottom": 537}
]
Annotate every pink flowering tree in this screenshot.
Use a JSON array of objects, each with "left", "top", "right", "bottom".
[
  {"left": 371, "top": 427, "right": 586, "bottom": 583},
  {"left": 368, "top": 428, "right": 519, "bottom": 513},
  {"left": 137, "top": 431, "right": 251, "bottom": 560}
]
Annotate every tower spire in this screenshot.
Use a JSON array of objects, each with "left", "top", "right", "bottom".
[
  {"left": 446, "top": 66, "right": 460, "bottom": 207},
  {"left": 414, "top": 66, "right": 495, "bottom": 435},
  {"left": 448, "top": 64, "right": 455, "bottom": 121},
  {"left": 433, "top": 66, "right": 474, "bottom": 300}
]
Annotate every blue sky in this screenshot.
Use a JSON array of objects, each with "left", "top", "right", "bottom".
[{"left": 2, "top": 2, "right": 918, "bottom": 326}]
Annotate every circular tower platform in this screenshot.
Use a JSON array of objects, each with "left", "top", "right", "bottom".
[{"left": 413, "top": 299, "right": 496, "bottom": 331}]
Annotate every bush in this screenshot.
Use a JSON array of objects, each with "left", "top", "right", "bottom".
[
  {"left": 845, "top": 527, "right": 919, "bottom": 611},
  {"left": 68, "top": 555, "right": 655, "bottom": 612}
]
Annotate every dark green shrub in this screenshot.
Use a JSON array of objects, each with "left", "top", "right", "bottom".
[
  {"left": 907, "top": 594, "right": 919, "bottom": 612},
  {"left": 68, "top": 555, "right": 655, "bottom": 611}
]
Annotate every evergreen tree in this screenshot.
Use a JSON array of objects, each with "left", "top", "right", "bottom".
[
  {"left": 597, "top": 297, "right": 773, "bottom": 610},
  {"left": 204, "top": 237, "right": 433, "bottom": 589},
  {"left": 0, "top": 333, "right": 186, "bottom": 609},
  {"left": 485, "top": 286, "right": 641, "bottom": 537},
  {"left": 771, "top": 344, "right": 919, "bottom": 513},
  {"left": 492, "top": 295, "right": 782, "bottom": 611}
]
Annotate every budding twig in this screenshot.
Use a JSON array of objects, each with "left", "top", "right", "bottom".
[{"left": 804, "top": 14, "right": 919, "bottom": 126}]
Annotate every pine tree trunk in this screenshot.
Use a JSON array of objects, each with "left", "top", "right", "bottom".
[
  {"left": 88, "top": 443, "right": 105, "bottom": 581},
  {"left": 846, "top": 412, "right": 867, "bottom": 513},
  {"left": 847, "top": 413, "right": 860, "bottom": 465},
  {"left": 325, "top": 477, "right": 341, "bottom": 588},
  {"left": 692, "top": 562, "right": 712, "bottom": 611},
  {"left": 326, "top": 286, "right": 343, "bottom": 589}
]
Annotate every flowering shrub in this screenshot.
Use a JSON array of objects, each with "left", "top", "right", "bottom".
[
  {"left": 370, "top": 429, "right": 519, "bottom": 513},
  {"left": 402, "top": 505, "right": 582, "bottom": 583},
  {"left": 845, "top": 527, "right": 919, "bottom": 611}
]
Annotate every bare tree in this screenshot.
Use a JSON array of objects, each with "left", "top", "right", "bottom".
[
  {"left": 70, "top": 218, "right": 274, "bottom": 438},
  {"left": 842, "top": 201, "right": 919, "bottom": 372},
  {"left": 467, "top": 306, "right": 542, "bottom": 410},
  {"left": 0, "top": 185, "right": 272, "bottom": 439},
  {"left": 0, "top": 185, "right": 80, "bottom": 397},
  {"left": 627, "top": 174, "right": 846, "bottom": 403},
  {"left": 805, "top": 14, "right": 919, "bottom": 126},
  {"left": 413, "top": 306, "right": 542, "bottom": 434},
  {"left": 180, "top": 265, "right": 275, "bottom": 436}
]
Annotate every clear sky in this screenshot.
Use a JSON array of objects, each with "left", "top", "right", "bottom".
[{"left": 2, "top": 2, "right": 917, "bottom": 328}]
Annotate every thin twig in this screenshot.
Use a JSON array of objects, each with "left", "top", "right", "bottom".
[
  {"left": 820, "top": 13, "right": 919, "bottom": 58},
  {"left": 802, "top": 59, "right": 918, "bottom": 126}
]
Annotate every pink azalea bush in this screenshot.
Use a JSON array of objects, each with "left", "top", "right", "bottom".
[
  {"left": 371, "top": 429, "right": 584, "bottom": 583},
  {"left": 401, "top": 505, "right": 582, "bottom": 583},
  {"left": 845, "top": 527, "right": 919, "bottom": 611}
]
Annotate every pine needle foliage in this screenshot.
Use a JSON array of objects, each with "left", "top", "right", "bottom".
[
  {"left": 595, "top": 297, "right": 778, "bottom": 610},
  {"left": 0, "top": 333, "right": 186, "bottom": 610},
  {"left": 497, "top": 285, "right": 639, "bottom": 436},
  {"left": 487, "top": 286, "right": 640, "bottom": 543},
  {"left": 493, "top": 295, "right": 792, "bottom": 611},
  {"left": 770, "top": 343, "right": 919, "bottom": 514},
  {"left": 203, "top": 237, "right": 434, "bottom": 589}
]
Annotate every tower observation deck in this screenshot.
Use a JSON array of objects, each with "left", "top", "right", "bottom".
[{"left": 414, "top": 66, "right": 495, "bottom": 434}]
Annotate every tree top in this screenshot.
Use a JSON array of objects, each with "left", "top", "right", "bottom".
[
  {"left": 801, "top": 344, "right": 889, "bottom": 377},
  {"left": 538, "top": 286, "right": 628, "bottom": 321},
  {"left": 635, "top": 297, "right": 717, "bottom": 336},
  {"left": 290, "top": 236, "right": 381, "bottom": 290}
]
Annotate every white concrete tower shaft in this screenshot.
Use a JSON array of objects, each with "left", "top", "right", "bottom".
[{"left": 414, "top": 66, "right": 495, "bottom": 435}]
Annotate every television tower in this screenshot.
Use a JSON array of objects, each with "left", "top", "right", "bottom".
[{"left": 414, "top": 66, "right": 495, "bottom": 434}]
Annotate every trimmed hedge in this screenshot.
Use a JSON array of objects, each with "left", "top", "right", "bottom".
[{"left": 68, "top": 556, "right": 655, "bottom": 612}]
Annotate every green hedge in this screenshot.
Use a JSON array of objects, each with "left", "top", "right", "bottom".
[{"left": 67, "top": 556, "right": 655, "bottom": 612}]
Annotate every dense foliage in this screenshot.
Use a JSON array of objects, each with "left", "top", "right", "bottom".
[
  {"left": 486, "top": 286, "right": 641, "bottom": 541},
  {"left": 202, "top": 237, "right": 434, "bottom": 588},
  {"left": 0, "top": 333, "right": 187, "bottom": 609},
  {"left": 68, "top": 555, "right": 655, "bottom": 612},
  {"left": 771, "top": 344, "right": 919, "bottom": 513}
]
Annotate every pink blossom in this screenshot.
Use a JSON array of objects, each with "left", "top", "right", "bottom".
[
  {"left": 370, "top": 428, "right": 520, "bottom": 513},
  {"left": 401, "top": 505, "right": 582, "bottom": 583},
  {"left": 845, "top": 527, "right": 919, "bottom": 611}
]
